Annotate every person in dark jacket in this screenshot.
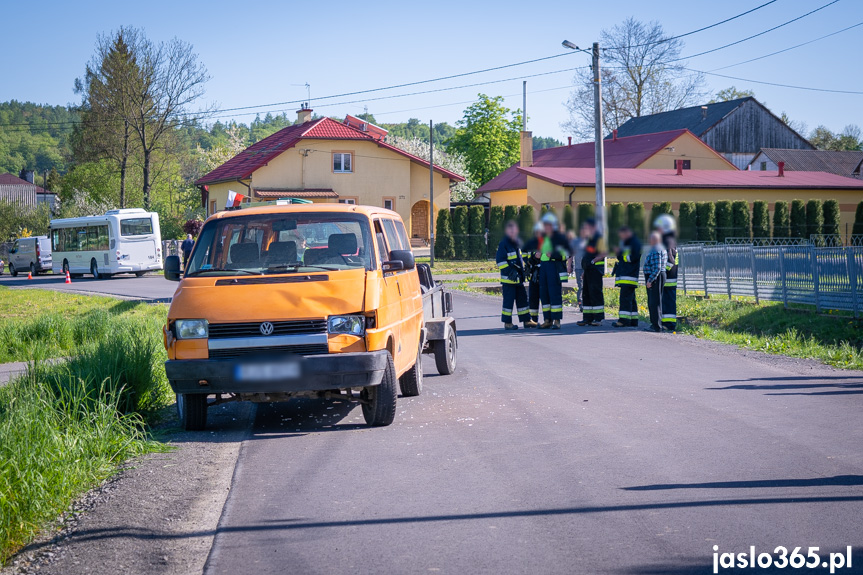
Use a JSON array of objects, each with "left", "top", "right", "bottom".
[
  {"left": 643, "top": 231, "right": 667, "bottom": 332},
  {"left": 496, "top": 220, "right": 535, "bottom": 330},
  {"left": 654, "top": 214, "right": 679, "bottom": 332},
  {"left": 523, "top": 212, "right": 569, "bottom": 330},
  {"left": 612, "top": 226, "right": 642, "bottom": 328},
  {"left": 525, "top": 222, "right": 543, "bottom": 325},
  {"left": 576, "top": 218, "right": 607, "bottom": 327},
  {"left": 181, "top": 234, "right": 195, "bottom": 269}
]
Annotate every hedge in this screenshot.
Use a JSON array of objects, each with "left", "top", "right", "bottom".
[
  {"left": 434, "top": 209, "right": 454, "bottom": 259},
  {"left": 854, "top": 201, "right": 863, "bottom": 237},
  {"left": 790, "top": 199, "right": 806, "bottom": 239},
  {"left": 577, "top": 203, "right": 595, "bottom": 230},
  {"left": 518, "top": 204, "right": 535, "bottom": 242},
  {"left": 752, "top": 201, "right": 770, "bottom": 239},
  {"left": 487, "top": 206, "right": 505, "bottom": 256},
  {"left": 503, "top": 205, "right": 519, "bottom": 226},
  {"left": 731, "top": 200, "right": 751, "bottom": 239},
  {"left": 626, "top": 202, "right": 646, "bottom": 240},
  {"left": 608, "top": 202, "right": 625, "bottom": 248},
  {"left": 678, "top": 201, "right": 697, "bottom": 242},
  {"left": 649, "top": 201, "right": 673, "bottom": 228},
  {"left": 822, "top": 199, "right": 840, "bottom": 239},
  {"left": 695, "top": 202, "right": 716, "bottom": 242},
  {"left": 773, "top": 200, "right": 790, "bottom": 238},
  {"left": 452, "top": 206, "right": 468, "bottom": 259},
  {"left": 806, "top": 199, "right": 823, "bottom": 238},
  {"left": 715, "top": 200, "right": 733, "bottom": 243},
  {"left": 467, "top": 205, "right": 486, "bottom": 259},
  {"left": 562, "top": 204, "right": 575, "bottom": 232}
]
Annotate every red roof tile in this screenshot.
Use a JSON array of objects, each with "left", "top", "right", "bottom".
[
  {"left": 197, "top": 117, "right": 464, "bottom": 185},
  {"left": 477, "top": 129, "right": 730, "bottom": 193},
  {"left": 517, "top": 167, "right": 863, "bottom": 189}
]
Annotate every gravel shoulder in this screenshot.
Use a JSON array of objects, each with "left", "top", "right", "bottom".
[{"left": 2, "top": 402, "right": 252, "bottom": 575}]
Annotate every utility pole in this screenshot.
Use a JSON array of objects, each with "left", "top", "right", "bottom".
[
  {"left": 429, "top": 120, "right": 435, "bottom": 268},
  {"left": 592, "top": 41, "right": 608, "bottom": 272}
]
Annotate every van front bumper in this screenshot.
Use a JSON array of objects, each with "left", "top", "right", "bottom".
[{"left": 165, "top": 350, "right": 389, "bottom": 395}]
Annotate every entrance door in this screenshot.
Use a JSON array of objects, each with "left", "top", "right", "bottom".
[{"left": 410, "top": 201, "right": 429, "bottom": 242}]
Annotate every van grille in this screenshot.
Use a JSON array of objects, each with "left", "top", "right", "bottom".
[
  {"left": 209, "top": 344, "right": 329, "bottom": 359},
  {"left": 208, "top": 320, "right": 327, "bottom": 340}
]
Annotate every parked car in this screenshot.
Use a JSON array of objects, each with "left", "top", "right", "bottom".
[
  {"left": 162, "top": 203, "right": 458, "bottom": 431},
  {"left": 8, "top": 236, "right": 52, "bottom": 276}
]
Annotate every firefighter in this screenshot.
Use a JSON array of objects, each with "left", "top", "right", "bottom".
[
  {"left": 496, "top": 220, "right": 534, "bottom": 330},
  {"left": 523, "top": 213, "right": 569, "bottom": 329},
  {"left": 655, "top": 214, "right": 678, "bottom": 331},
  {"left": 576, "top": 218, "right": 607, "bottom": 327},
  {"left": 612, "top": 225, "right": 642, "bottom": 328},
  {"left": 525, "top": 222, "right": 543, "bottom": 325}
]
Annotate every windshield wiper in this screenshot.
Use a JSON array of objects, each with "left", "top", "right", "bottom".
[{"left": 186, "top": 268, "right": 263, "bottom": 276}]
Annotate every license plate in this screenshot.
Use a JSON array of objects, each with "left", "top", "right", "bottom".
[{"left": 235, "top": 360, "right": 300, "bottom": 382}]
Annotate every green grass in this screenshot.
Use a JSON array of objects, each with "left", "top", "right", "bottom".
[
  {"left": 416, "top": 258, "right": 498, "bottom": 275},
  {"left": 0, "top": 289, "right": 172, "bottom": 564}
]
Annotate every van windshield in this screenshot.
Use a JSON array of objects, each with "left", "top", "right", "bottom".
[{"left": 186, "top": 212, "right": 375, "bottom": 276}]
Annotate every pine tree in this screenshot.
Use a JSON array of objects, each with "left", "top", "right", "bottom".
[
  {"left": 649, "top": 201, "right": 673, "bottom": 228},
  {"left": 853, "top": 201, "right": 863, "bottom": 237},
  {"left": 678, "top": 201, "right": 697, "bottom": 242},
  {"left": 468, "top": 205, "right": 486, "bottom": 259},
  {"left": 452, "top": 206, "right": 468, "bottom": 259},
  {"left": 608, "top": 203, "right": 625, "bottom": 248},
  {"left": 715, "top": 200, "right": 733, "bottom": 242},
  {"left": 518, "top": 205, "right": 535, "bottom": 242},
  {"left": 563, "top": 204, "right": 575, "bottom": 232},
  {"left": 731, "top": 200, "right": 751, "bottom": 239},
  {"left": 626, "top": 202, "right": 646, "bottom": 240},
  {"left": 806, "top": 199, "right": 823, "bottom": 239},
  {"left": 434, "top": 209, "right": 454, "bottom": 259},
  {"left": 503, "top": 205, "right": 518, "bottom": 226},
  {"left": 752, "top": 201, "right": 770, "bottom": 239},
  {"left": 487, "top": 206, "right": 505, "bottom": 255},
  {"left": 773, "top": 200, "right": 790, "bottom": 238},
  {"left": 822, "top": 199, "right": 841, "bottom": 241},
  {"left": 695, "top": 202, "right": 716, "bottom": 242},
  {"left": 790, "top": 199, "right": 806, "bottom": 238},
  {"left": 577, "top": 203, "right": 595, "bottom": 230}
]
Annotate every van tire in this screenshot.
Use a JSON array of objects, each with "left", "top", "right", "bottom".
[
  {"left": 399, "top": 345, "right": 423, "bottom": 397},
  {"left": 362, "top": 352, "right": 397, "bottom": 426},
  {"left": 30, "top": 263, "right": 36, "bottom": 276},
  {"left": 9, "top": 263, "right": 17, "bottom": 277},
  {"left": 177, "top": 393, "right": 208, "bottom": 431},
  {"left": 434, "top": 329, "right": 457, "bottom": 375}
]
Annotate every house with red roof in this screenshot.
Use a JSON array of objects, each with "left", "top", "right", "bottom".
[
  {"left": 196, "top": 109, "right": 465, "bottom": 242},
  {"left": 0, "top": 171, "right": 56, "bottom": 210},
  {"left": 479, "top": 129, "right": 736, "bottom": 207}
]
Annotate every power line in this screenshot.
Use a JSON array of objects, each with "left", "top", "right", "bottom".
[
  {"left": 670, "top": 0, "right": 842, "bottom": 62},
  {"left": 689, "top": 68, "right": 863, "bottom": 95}
]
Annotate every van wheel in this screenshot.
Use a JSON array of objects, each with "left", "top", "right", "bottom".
[
  {"left": 434, "top": 329, "right": 457, "bottom": 375},
  {"left": 177, "top": 393, "right": 208, "bottom": 431},
  {"left": 361, "top": 352, "right": 397, "bottom": 426},
  {"left": 30, "top": 263, "right": 36, "bottom": 276},
  {"left": 134, "top": 271, "right": 146, "bottom": 277},
  {"left": 90, "top": 259, "right": 102, "bottom": 279},
  {"left": 9, "top": 263, "right": 17, "bottom": 277},
  {"left": 399, "top": 344, "right": 423, "bottom": 397}
]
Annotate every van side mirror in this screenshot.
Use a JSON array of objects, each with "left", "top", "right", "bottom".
[
  {"left": 165, "top": 255, "right": 182, "bottom": 281},
  {"left": 384, "top": 249, "right": 415, "bottom": 272}
]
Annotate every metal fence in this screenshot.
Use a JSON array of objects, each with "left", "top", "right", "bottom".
[{"left": 679, "top": 243, "right": 863, "bottom": 316}]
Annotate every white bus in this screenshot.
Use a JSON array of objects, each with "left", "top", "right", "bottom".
[{"left": 50, "top": 209, "right": 163, "bottom": 278}]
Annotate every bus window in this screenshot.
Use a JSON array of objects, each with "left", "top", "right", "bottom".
[{"left": 121, "top": 218, "right": 153, "bottom": 236}]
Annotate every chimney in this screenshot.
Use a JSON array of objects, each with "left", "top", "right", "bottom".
[
  {"left": 701, "top": 106, "right": 708, "bottom": 120},
  {"left": 296, "top": 107, "right": 313, "bottom": 124},
  {"left": 19, "top": 169, "right": 35, "bottom": 184},
  {"left": 612, "top": 129, "right": 618, "bottom": 141},
  {"left": 568, "top": 137, "right": 572, "bottom": 147},
  {"left": 520, "top": 130, "right": 533, "bottom": 168},
  {"left": 778, "top": 161, "right": 785, "bottom": 177},
  {"left": 676, "top": 159, "right": 684, "bottom": 175}
]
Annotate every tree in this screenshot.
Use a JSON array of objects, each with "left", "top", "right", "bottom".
[
  {"left": 563, "top": 18, "right": 705, "bottom": 139},
  {"left": 626, "top": 202, "right": 645, "bottom": 240},
  {"left": 385, "top": 135, "right": 477, "bottom": 202},
  {"left": 468, "top": 205, "right": 486, "bottom": 259},
  {"left": 435, "top": 209, "right": 454, "bottom": 260},
  {"left": 731, "top": 200, "right": 751, "bottom": 239},
  {"left": 562, "top": 203, "right": 575, "bottom": 232},
  {"left": 790, "top": 199, "right": 807, "bottom": 238},
  {"left": 695, "top": 202, "right": 715, "bottom": 242},
  {"left": 577, "top": 203, "right": 595, "bottom": 230},
  {"left": 715, "top": 200, "right": 733, "bottom": 243},
  {"left": 448, "top": 94, "right": 521, "bottom": 186},
  {"left": 678, "top": 201, "right": 697, "bottom": 242},
  {"left": 752, "top": 201, "right": 770, "bottom": 239},
  {"left": 773, "top": 200, "right": 790, "bottom": 238},
  {"left": 809, "top": 125, "right": 862, "bottom": 151},
  {"left": 608, "top": 202, "right": 625, "bottom": 248},
  {"left": 532, "top": 136, "right": 563, "bottom": 150},
  {"left": 806, "top": 199, "right": 823, "bottom": 238},
  {"left": 452, "top": 206, "right": 469, "bottom": 259},
  {"left": 518, "top": 205, "right": 535, "bottom": 242},
  {"left": 182, "top": 218, "right": 204, "bottom": 237},
  {"left": 503, "top": 205, "right": 519, "bottom": 226},
  {"left": 487, "top": 206, "right": 505, "bottom": 255},
  {"left": 649, "top": 201, "right": 672, "bottom": 227},
  {"left": 822, "top": 199, "right": 841, "bottom": 240},
  {"left": 709, "top": 86, "right": 754, "bottom": 103},
  {"left": 853, "top": 201, "right": 863, "bottom": 237}
]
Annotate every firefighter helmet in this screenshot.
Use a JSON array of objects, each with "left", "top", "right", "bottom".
[
  {"left": 540, "top": 212, "right": 559, "bottom": 229},
  {"left": 653, "top": 213, "right": 676, "bottom": 234}
]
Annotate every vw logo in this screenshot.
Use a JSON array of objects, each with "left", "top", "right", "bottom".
[{"left": 259, "top": 322, "right": 274, "bottom": 336}]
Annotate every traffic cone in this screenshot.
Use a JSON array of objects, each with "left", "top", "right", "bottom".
[
  {"left": 27, "top": 271, "right": 32, "bottom": 280},
  {"left": 65, "top": 271, "right": 71, "bottom": 284}
]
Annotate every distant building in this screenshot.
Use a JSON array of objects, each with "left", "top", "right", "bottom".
[
  {"left": 749, "top": 148, "right": 863, "bottom": 179},
  {"left": 480, "top": 129, "right": 736, "bottom": 206},
  {"left": 0, "top": 172, "right": 56, "bottom": 210},
  {"left": 614, "top": 97, "right": 814, "bottom": 170},
  {"left": 196, "top": 110, "right": 464, "bottom": 242}
]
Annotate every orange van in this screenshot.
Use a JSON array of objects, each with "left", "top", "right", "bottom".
[{"left": 162, "top": 204, "right": 456, "bottom": 430}]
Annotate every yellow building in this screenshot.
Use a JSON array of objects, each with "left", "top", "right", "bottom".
[
  {"left": 513, "top": 166, "right": 863, "bottom": 233},
  {"left": 480, "top": 129, "right": 737, "bottom": 206},
  {"left": 196, "top": 111, "right": 464, "bottom": 242}
]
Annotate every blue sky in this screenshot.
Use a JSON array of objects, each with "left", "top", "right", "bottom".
[{"left": 1, "top": 0, "right": 861, "bottom": 142}]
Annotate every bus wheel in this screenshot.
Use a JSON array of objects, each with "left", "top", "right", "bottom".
[
  {"left": 62, "top": 260, "right": 69, "bottom": 275},
  {"left": 90, "top": 259, "right": 102, "bottom": 279}
]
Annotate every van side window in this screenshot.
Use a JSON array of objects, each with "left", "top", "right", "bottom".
[
  {"left": 394, "top": 220, "right": 410, "bottom": 251},
  {"left": 373, "top": 220, "right": 389, "bottom": 267},
  {"left": 381, "top": 219, "right": 403, "bottom": 251}
]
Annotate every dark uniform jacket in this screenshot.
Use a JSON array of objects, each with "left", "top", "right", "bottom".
[
  {"left": 524, "top": 231, "right": 570, "bottom": 277},
  {"left": 663, "top": 233, "right": 678, "bottom": 281},
  {"left": 582, "top": 232, "right": 606, "bottom": 271},
  {"left": 614, "top": 236, "right": 642, "bottom": 286},
  {"left": 496, "top": 236, "right": 526, "bottom": 284}
]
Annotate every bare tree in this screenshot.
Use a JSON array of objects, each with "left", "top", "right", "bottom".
[{"left": 563, "top": 18, "right": 706, "bottom": 140}]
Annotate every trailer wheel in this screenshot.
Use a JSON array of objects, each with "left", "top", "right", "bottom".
[
  {"left": 177, "top": 393, "right": 208, "bottom": 431},
  {"left": 434, "top": 329, "right": 457, "bottom": 375},
  {"left": 399, "top": 344, "right": 423, "bottom": 397},
  {"left": 362, "top": 352, "right": 397, "bottom": 426}
]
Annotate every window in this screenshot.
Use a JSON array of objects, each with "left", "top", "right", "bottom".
[
  {"left": 673, "top": 160, "right": 691, "bottom": 170},
  {"left": 394, "top": 220, "right": 410, "bottom": 251},
  {"left": 760, "top": 161, "right": 768, "bottom": 171},
  {"left": 338, "top": 198, "right": 357, "bottom": 204},
  {"left": 383, "top": 197, "right": 395, "bottom": 211},
  {"left": 210, "top": 200, "right": 217, "bottom": 215},
  {"left": 381, "top": 219, "right": 408, "bottom": 251},
  {"left": 120, "top": 217, "right": 154, "bottom": 236},
  {"left": 333, "top": 152, "right": 352, "bottom": 173}
]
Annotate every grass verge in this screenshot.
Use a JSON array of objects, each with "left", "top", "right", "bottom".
[
  {"left": 0, "top": 290, "right": 172, "bottom": 564},
  {"left": 416, "top": 258, "right": 498, "bottom": 275}
]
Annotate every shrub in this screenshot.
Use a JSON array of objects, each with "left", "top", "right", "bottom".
[
  {"left": 503, "top": 205, "right": 519, "bottom": 226},
  {"left": 773, "top": 200, "right": 790, "bottom": 238},
  {"left": 608, "top": 203, "right": 625, "bottom": 248},
  {"left": 518, "top": 204, "right": 535, "bottom": 242},
  {"left": 452, "top": 206, "right": 468, "bottom": 259},
  {"left": 182, "top": 219, "right": 204, "bottom": 237},
  {"left": 715, "top": 200, "right": 733, "bottom": 242},
  {"left": 752, "top": 201, "right": 770, "bottom": 239},
  {"left": 695, "top": 202, "right": 716, "bottom": 242},
  {"left": 822, "top": 199, "right": 841, "bottom": 239},
  {"left": 434, "top": 209, "right": 454, "bottom": 259},
  {"left": 854, "top": 201, "right": 863, "bottom": 237},
  {"left": 626, "top": 202, "right": 646, "bottom": 240},
  {"left": 678, "top": 201, "right": 697, "bottom": 242},
  {"left": 649, "top": 201, "right": 673, "bottom": 227},
  {"left": 562, "top": 204, "right": 575, "bottom": 232},
  {"left": 790, "top": 199, "right": 806, "bottom": 238},
  {"left": 577, "top": 202, "right": 595, "bottom": 230},
  {"left": 806, "top": 199, "right": 823, "bottom": 238},
  {"left": 487, "top": 206, "right": 505, "bottom": 254},
  {"left": 467, "top": 205, "right": 486, "bottom": 259},
  {"left": 731, "top": 200, "right": 751, "bottom": 239}
]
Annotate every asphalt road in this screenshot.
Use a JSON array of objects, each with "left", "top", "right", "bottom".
[
  {"left": 197, "top": 292, "right": 863, "bottom": 575},
  {"left": 0, "top": 272, "right": 177, "bottom": 302}
]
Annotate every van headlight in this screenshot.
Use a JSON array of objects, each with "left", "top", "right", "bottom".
[
  {"left": 328, "top": 315, "right": 365, "bottom": 336},
  {"left": 175, "top": 319, "right": 208, "bottom": 339}
]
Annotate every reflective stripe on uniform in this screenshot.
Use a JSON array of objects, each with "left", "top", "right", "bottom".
[
  {"left": 583, "top": 305, "right": 604, "bottom": 311},
  {"left": 594, "top": 260, "right": 605, "bottom": 265},
  {"left": 618, "top": 311, "right": 637, "bottom": 317},
  {"left": 661, "top": 314, "right": 677, "bottom": 320},
  {"left": 497, "top": 261, "right": 508, "bottom": 269},
  {"left": 665, "top": 280, "right": 677, "bottom": 287},
  {"left": 507, "top": 251, "right": 518, "bottom": 260},
  {"left": 550, "top": 305, "right": 563, "bottom": 312},
  {"left": 517, "top": 306, "right": 529, "bottom": 314},
  {"left": 542, "top": 304, "right": 551, "bottom": 311},
  {"left": 559, "top": 273, "right": 569, "bottom": 282},
  {"left": 501, "top": 309, "right": 512, "bottom": 316},
  {"left": 529, "top": 308, "right": 539, "bottom": 315},
  {"left": 501, "top": 279, "right": 520, "bottom": 284},
  {"left": 615, "top": 275, "right": 639, "bottom": 286}
]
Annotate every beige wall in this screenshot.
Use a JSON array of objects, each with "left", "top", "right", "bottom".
[
  {"left": 489, "top": 189, "right": 528, "bottom": 208},
  {"left": 637, "top": 132, "right": 737, "bottom": 171}
]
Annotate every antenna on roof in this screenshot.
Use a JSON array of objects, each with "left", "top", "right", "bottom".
[{"left": 292, "top": 83, "right": 311, "bottom": 108}]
